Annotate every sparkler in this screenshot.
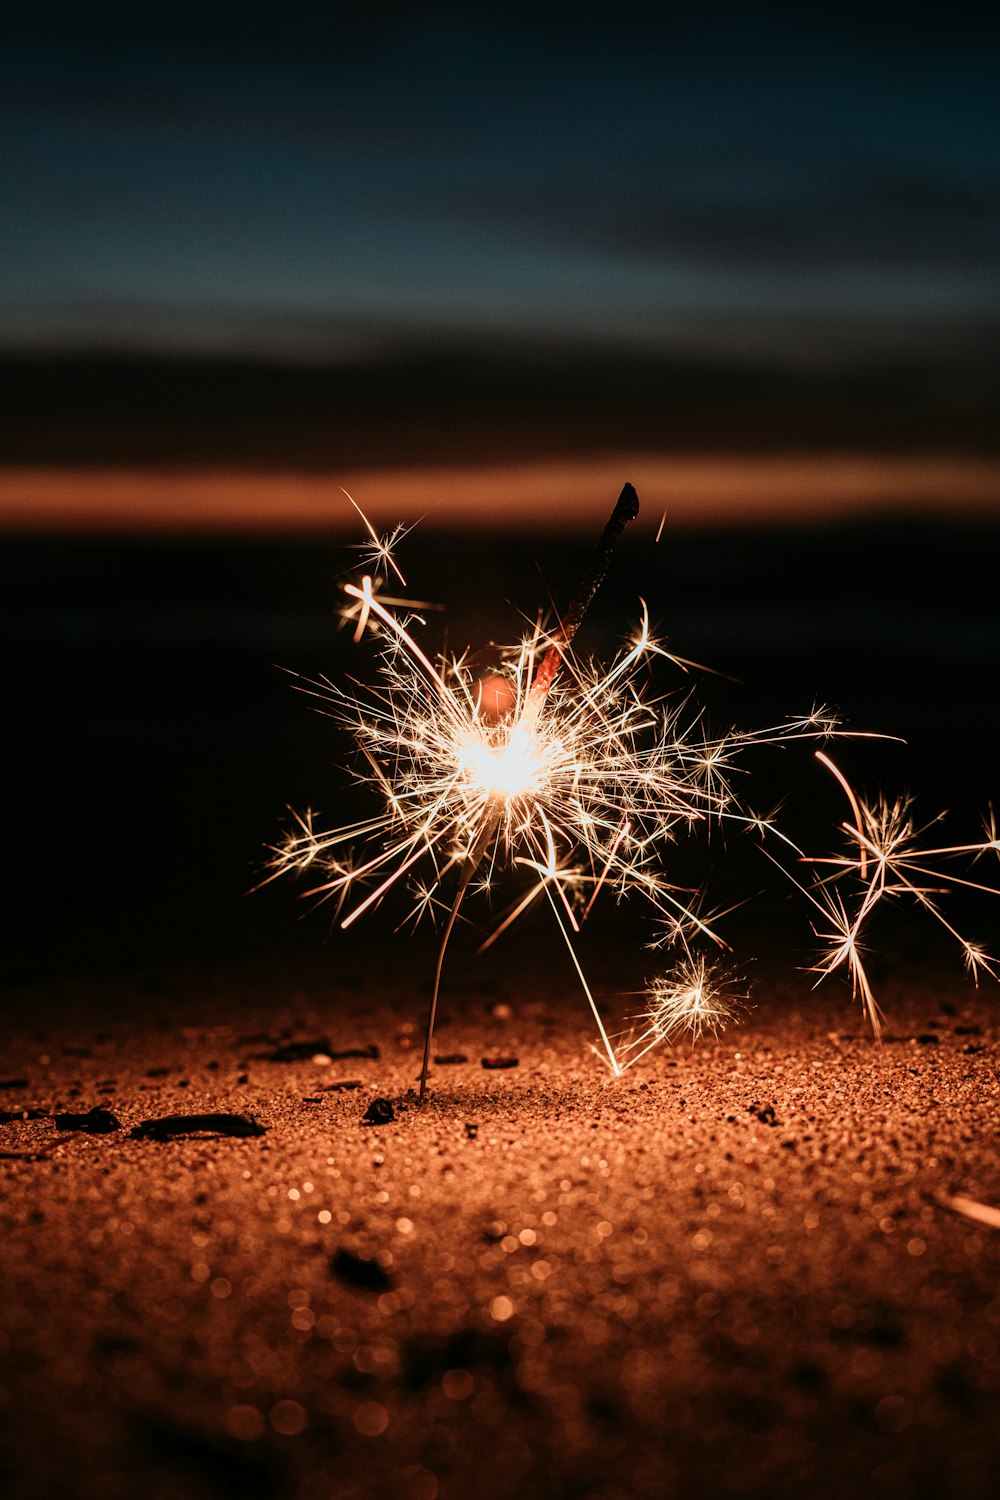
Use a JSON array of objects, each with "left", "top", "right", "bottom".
[
  {"left": 268, "top": 483, "right": 741, "bottom": 1088},
  {"left": 268, "top": 489, "right": 1000, "bottom": 1084}
]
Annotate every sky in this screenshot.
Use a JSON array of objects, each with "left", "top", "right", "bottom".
[{"left": 4, "top": 2, "right": 999, "bottom": 370}]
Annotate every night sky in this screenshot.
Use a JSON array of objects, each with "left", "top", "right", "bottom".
[{"left": 4, "top": 5, "right": 998, "bottom": 372}]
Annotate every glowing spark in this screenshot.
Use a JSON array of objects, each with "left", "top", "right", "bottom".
[
  {"left": 939, "top": 1194, "right": 1000, "bottom": 1231},
  {"left": 643, "top": 957, "right": 745, "bottom": 1043},
  {"left": 614, "top": 957, "right": 746, "bottom": 1072},
  {"left": 816, "top": 749, "right": 868, "bottom": 881},
  {"left": 764, "top": 754, "right": 1000, "bottom": 1036},
  {"left": 342, "top": 487, "right": 410, "bottom": 585}
]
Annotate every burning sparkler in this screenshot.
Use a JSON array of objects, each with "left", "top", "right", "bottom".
[
  {"left": 268, "top": 483, "right": 746, "bottom": 1089},
  {"left": 267, "top": 487, "right": 1000, "bottom": 1085},
  {"left": 274, "top": 485, "right": 692, "bottom": 1092}
]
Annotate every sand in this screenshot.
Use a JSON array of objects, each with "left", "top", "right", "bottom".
[{"left": 1, "top": 942, "right": 997, "bottom": 1500}]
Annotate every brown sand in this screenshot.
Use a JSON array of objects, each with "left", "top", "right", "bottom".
[{"left": 1, "top": 944, "right": 997, "bottom": 1500}]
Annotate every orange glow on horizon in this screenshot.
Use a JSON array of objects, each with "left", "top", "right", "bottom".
[{"left": 2, "top": 453, "right": 999, "bottom": 533}]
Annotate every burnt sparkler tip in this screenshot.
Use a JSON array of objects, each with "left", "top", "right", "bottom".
[{"left": 616, "top": 482, "right": 640, "bottom": 522}]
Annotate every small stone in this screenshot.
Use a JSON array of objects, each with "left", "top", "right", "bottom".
[
  {"left": 748, "top": 1102, "right": 779, "bottom": 1126},
  {"left": 481, "top": 1056, "right": 519, "bottom": 1070},
  {"left": 331, "top": 1248, "right": 394, "bottom": 1292},
  {"left": 362, "top": 1097, "right": 395, "bottom": 1125}
]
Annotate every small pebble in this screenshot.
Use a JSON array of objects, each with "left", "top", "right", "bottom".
[
  {"left": 362, "top": 1097, "right": 396, "bottom": 1125},
  {"left": 331, "top": 1248, "right": 394, "bottom": 1292}
]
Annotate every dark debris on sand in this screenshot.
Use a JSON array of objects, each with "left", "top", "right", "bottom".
[
  {"left": 331, "top": 1247, "right": 394, "bottom": 1293},
  {"left": 54, "top": 1107, "right": 121, "bottom": 1133},
  {"left": 269, "top": 1039, "right": 379, "bottom": 1063},
  {"left": 361, "top": 1097, "right": 395, "bottom": 1126},
  {"left": 129, "top": 1113, "right": 266, "bottom": 1141}
]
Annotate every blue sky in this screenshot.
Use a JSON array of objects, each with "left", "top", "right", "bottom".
[{"left": 3, "top": 3, "right": 998, "bottom": 367}]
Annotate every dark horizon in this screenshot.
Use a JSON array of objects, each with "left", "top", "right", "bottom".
[{"left": 3, "top": 342, "right": 999, "bottom": 474}]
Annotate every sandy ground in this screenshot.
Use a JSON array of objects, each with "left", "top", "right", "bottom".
[{"left": 1, "top": 942, "right": 997, "bottom": 1500}]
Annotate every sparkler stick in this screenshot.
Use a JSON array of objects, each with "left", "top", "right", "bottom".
[
  {"left": 521, "top": 482, "right": 639, "bottom": 724},
  {"left": 416, "top": 483, "right": 640, "bottom": 1097}
]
